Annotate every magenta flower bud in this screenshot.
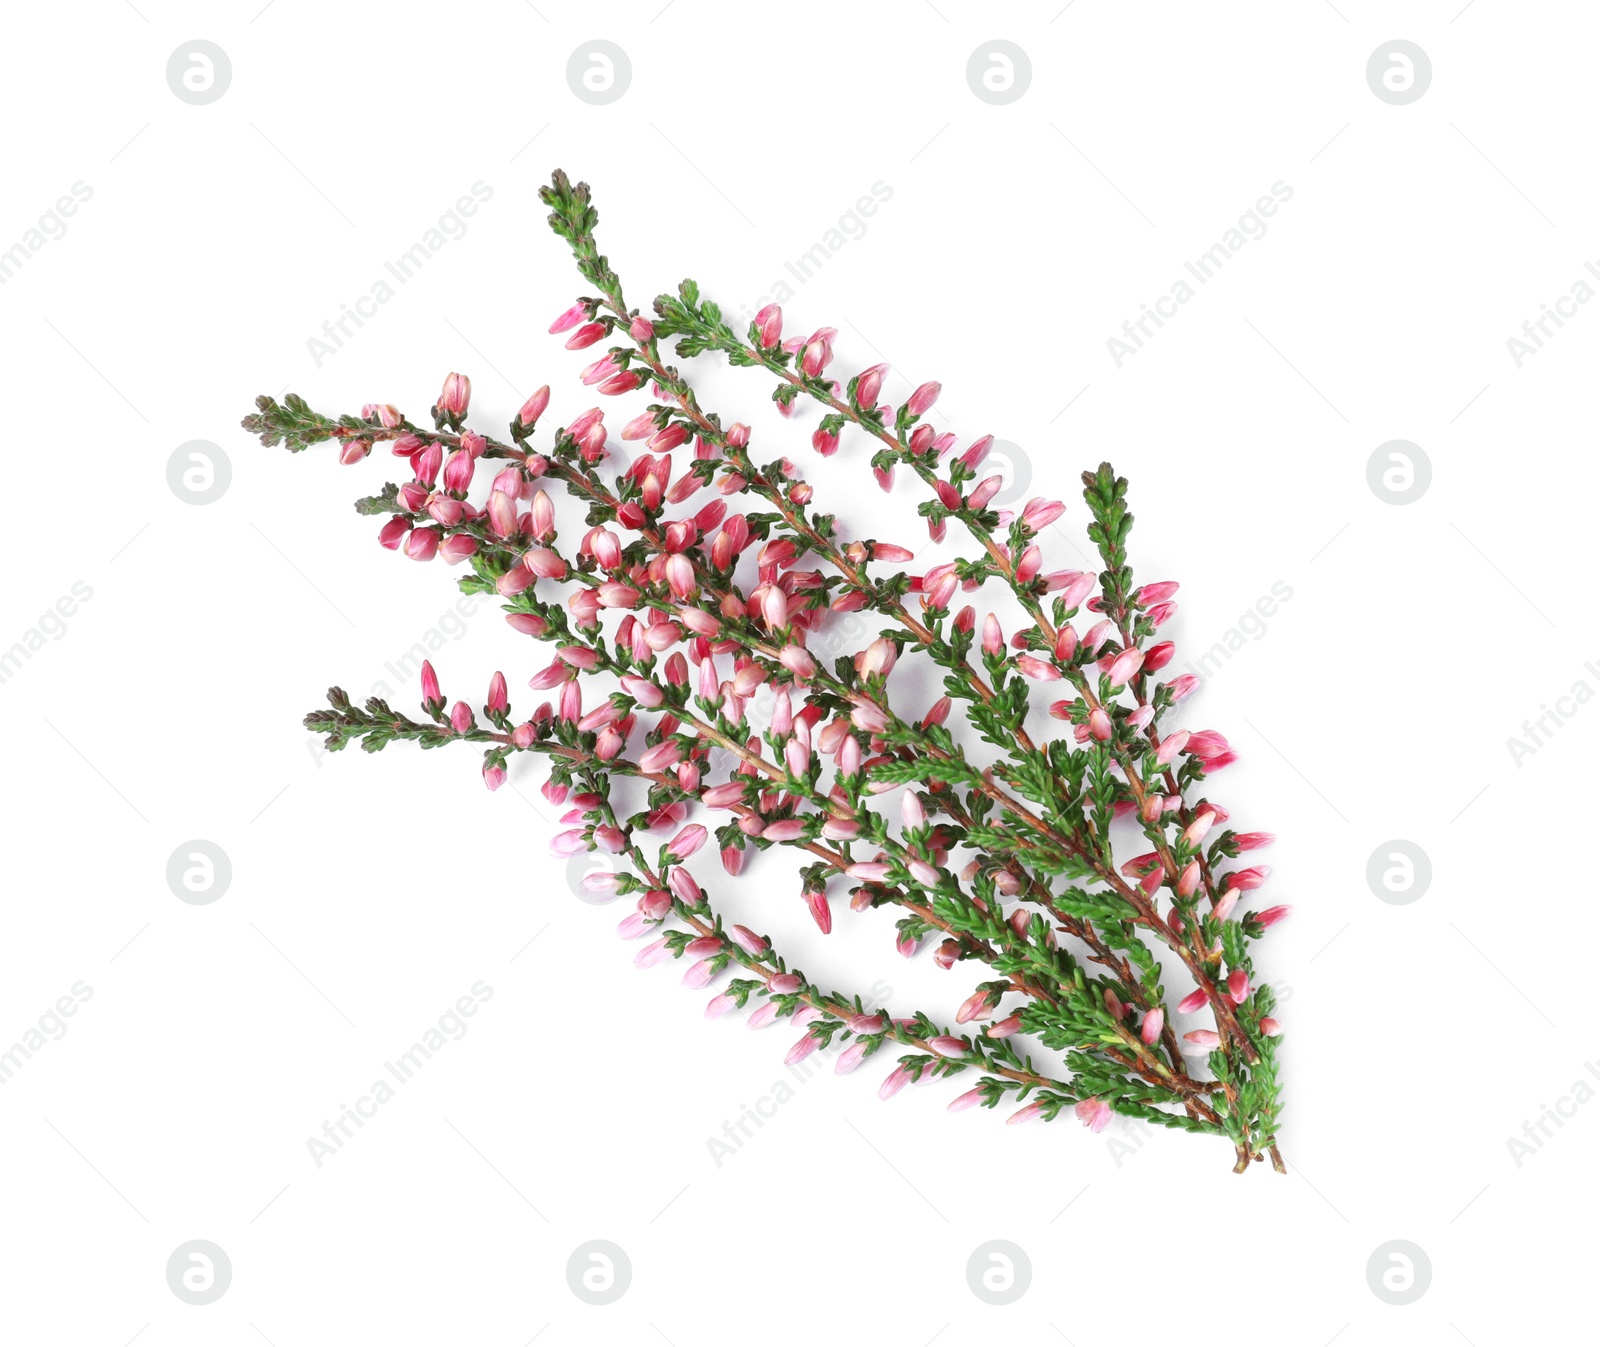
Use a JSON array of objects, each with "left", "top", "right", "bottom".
[
  {"left": 1137, "top": 580, "right": 1180, "bottom": 605},
  {"left": 1144, "top": 640, "right": 1176, "bottom": 672},
  {"left": 1228, "top": 969, "right": 1250, "bottom": 1003},
  {"left": 516, "top": 385, "right": 551, "bottom": 427},
  {"left": 449, "top": 700, "right": 473, "bottom": 733},
  {"left": 1088, "top": 708, "right": 1112, "bottom": 740},
  {"left": 629, "top": 315, "right": 655, "bottom": 342},
  {"left": 1177, "top": 988, "right": 1208, "bottom": 1014},
  {"left": 721, "top": 844, "right": 745, "bottom": 876},
  {"left": 378, "top": 516, "right": 409, "bottom": 551},
  {"left": 1106, "top": 647, "right": 1144, "bottom": 688},
  {"left": 1155, "top": 730, "right": 1190, "bottom": 765},
  {"left": 986, "top": 1014, "right": 1022, "bottom": 1038},
  {"left": 564, "top": 321, "right": 606, "bottom": 350},
  {"left": 1254, "top": 904, "right": 1292, "bottom": 929},
  {"left": 1213, "top": 890, "right": 1240, "bottom": 922},
  {"left": 804, "top": 887, "right": 832, "bottom": 935},
  {"left": 549, "top": 302, "right": 587, "bottom": 334},
  {"left": 906, "top": 381, "right": 940, "bottom": 416},
  {"left": 404, "top": 528, "right": 440, "bottom": 562},
  {"left": 754, "top": 303, "right": 783, "bottom": 349},
  {"left": 437, "top": 372, "right": 471, "bottom": 416},
  {"left": 1233, "top": 831, "right": 1276, "bottom": 852}
]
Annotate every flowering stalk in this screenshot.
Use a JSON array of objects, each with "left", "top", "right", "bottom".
[{"left": 244, "top": 170, "right": 1289, "bottom": 1172}]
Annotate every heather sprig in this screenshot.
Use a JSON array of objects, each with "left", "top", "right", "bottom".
[{"left": 244, "top": 168, "right": 1289, "bottom": 1172}]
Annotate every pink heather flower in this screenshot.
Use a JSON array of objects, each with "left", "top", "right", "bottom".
[
  {"left": 1088, "top": 708, "right": 1112, "bottom": 741},
  {"left": 878, "top": 1065, "right": 914, "bottom": 1100},
  {"left": 518, "top": 385, "right": 551, "bottom": 426},
  {"left": 616, "top": 912, "right": 649, "bottom": 940},
  {"left": 1144, "top": 641, "right": 1176, "bottom": 672},
  {"left": 682, "top": 957, "right": 719, "bottom": 989},
  {"left": 666, "top": 824, "right": 707, "bottom": 859},
  {"left": 986, "top": 1015, "right": 1022, "bottom": 1038},
  {"left": 747, "top": 1002, "right": 780, "bottom": 1030},
  {"left": 1181, "top": 810, "right": 1216, "bottom": 848},
  {"left": 1233, "top": 831, "right": 1276, "bottom": 852},
  {"left": 1106, "top": 647, "right": 1144, "bottom": 688},
  {"left": 768, "top": 973, "right": 803, "bottom": 995},
  {"left": 564, "top": 321, "right": 606, "bottom": 350},
  {"left": 404, "top": 528, "right": 440, "bottom": 562},
  {"left": 1177, "top": 988, "right": 1208, "bottom": 1014},
  {"left": 804, "top": 887, "right": 832, "bottom": 935},
  {"left": 705, "top": 992, "right": 739, "bottom": 1019},
  {"left": 437, "top": 372, "right": 471, "bottom": 416},
  {"left": 929, "top": 1036, "right": 967, "bottom": 1058},
  {"left": 1021, "top": 497, "right": 1066, "bottom": 531},
  {"left": 1006, "top": 1102, "right": 1044, "bottom": 1126},
  {"left": 1228, "top": 969, "right": 1250, "bottom": 1002},
  {"left": 1260, "top": 1017, "right": 1284, "bottom": 1037},
  {"left": 955, "top": 989, "right": 997, "bottom": 1024},
  {"left": 906, "top": 381, "right": 940, "bottom": 416},
  {"left": 754, "top": 303, "right": 783, "bottom": 349},
  {"left": 1254, "top": 904, "right": 1292, "bottom": 929},
  {"left": 762, "top": 818, "right": 807, "bottom": 843},
  {"left": 420, "top": 660, "right": 441, "bottom": 705},
  {"left": 1141, "top": 1008, "right": 1165, "bottom": 1045},
  {"left": 1213, "top": 890, "right": 1240, "bottom": 922},
  {"left": 728, "top": 925, "right": 768, "bottom": 956},
  {"left": 785, "top": 1031, "right": 821, "bottom": 1065},
  {"left": 947, "top": 1088, "right": 984, "bottom": 1113},
  {"left": 1183, "top": 1030, "right": 1222, "bottom": 1050},
  {"left": 1137, "top": 581, "right": 1180, "bottom": 605},
  {"left": 1224, "top": 866, "right": 1271, "bottom": 892},
  {"left": 1015, "top": 655, "right": 1060, "bottom": 682},
  {"left": 1074, "top": 1097, "right": 1113, "bottom": 1132},
  {"left": 846, "top": 862, "right": 892, "bottom": 883},
  {"left": 835, "top": 1040, "right": 871, "bottom": 1075},
  {"left": 1166, "top": 674, "right": 1200, "bottom": 702},
  {"left": 549, "top": 301, "right": 587, "bottom": 334},
  {"left": 449, "top": 701, "right": 473, "bottom": 733},
  {"left": 481, "top": 762, "right": 505, "bottom": 791},
  {"left": 634, "top": 937, "right": 672, "bottom": 969}
]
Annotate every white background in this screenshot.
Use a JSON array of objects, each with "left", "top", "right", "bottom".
[{"left": 1, "top": 2, "right": 1594, "bottom": 1343}]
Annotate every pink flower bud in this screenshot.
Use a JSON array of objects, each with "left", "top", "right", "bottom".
[
  {"left": 1259, "top": 1017, "right": 1283, "bottom": 1037},
  {"left": 879, "top": 1065, "right": 914, "bottom": 1100},
  {"left": 1228, "top": 969, "right": 1250, "bottom": 1002},
  {"left": 955, "top": 989, "right": 997, "bottom": 1025},
  {"left": 906, "top": 381, "right": 941, "bottom": 416},
  {"left": 1177, "top": 988, "right": 1208, "bottom": 1014},
  {"left": 986, "top": 1015, "right": 1022, "bottom": 1038},
  {"left": 1006, "top": 1102, "right": 1044, "bottom": 1125},
  {"left": 929, "top": 1036, "right": 967, "bottom": 1058},
  {"left": 1140, "top": 1008, "right": 1165, "bottom": 1045},
  {"left": 1183, "top": 1030, "right": 1222, "bottom": 1050},
  {"left": 437, "top": 372, "right": 471, "bottom": 416},
  {"left": 1074, "top": 1097, "right": 1113, "bottom": 1132},
  {"left": 1253, "top": 904, "right": 1291, "bottom": 929}
]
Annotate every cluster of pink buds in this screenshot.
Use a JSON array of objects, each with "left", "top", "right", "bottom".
[{"left": 253, "top": 169, "right": 1291, "bottom": 1173}]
